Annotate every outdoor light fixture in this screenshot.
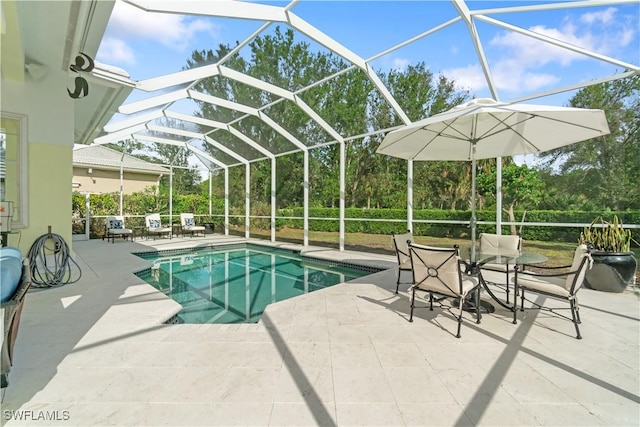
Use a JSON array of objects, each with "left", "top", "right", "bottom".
[{"left": 24, "top": 58, "right": 48, "bottom": 81}]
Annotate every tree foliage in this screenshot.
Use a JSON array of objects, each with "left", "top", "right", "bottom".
[
  {"left": 185, "top": 27, "right": 469, "bottom": 210},
  {"left": 130, "top": 27, "right": 637, "bottom": 216},
  {"left": 539, "top": 74, "right": 640, "bottom": 210},
  {"left": 477, "top": 161, "right": 545, "bottom": 234}
]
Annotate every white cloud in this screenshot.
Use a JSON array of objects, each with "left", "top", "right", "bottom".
[
  {"left": 490, "top": 23, "right": 592, "bottom": 68},
  {"left": 442, "top": 63, "right": 559, "bottom": 94},
  {"left": 445, "top": 7, "right": 636, "bottom": 96},
  {"left": 441, "top": 64, "right": 487, "bottom": 92},
  {"left": 489, "top": 7, "right": 636, "bottom": 68},
  {"left": 580, "top": 7, "right": 617, "bottom": 25},
  {"left": 97, "top": 37, "right": 136, "bottom": 66},
  {"left": 106, "top": 0, "right": 219, "bottom": 52},
  {"left": 391, "top": 57, "right": 410, "bottom": 71}
]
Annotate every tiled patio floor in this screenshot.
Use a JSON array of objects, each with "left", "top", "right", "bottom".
[{"left": 2, "top": 236, "right": 639, "bottom": 426}]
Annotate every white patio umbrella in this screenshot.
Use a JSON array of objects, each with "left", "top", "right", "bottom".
[{"left": 376, "top": 98, "right": 610, "bottom": 249}]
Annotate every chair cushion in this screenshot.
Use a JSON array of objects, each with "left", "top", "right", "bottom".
[
  {"left": 108, "top": 228, "right": 132, "bottom": 235},
  {"left": 480, "top": 234, "right": 521, "bottom": 251},
  {"left": 108, "top": 219, "right": 123, "bottom": 229},
  {"left": 185, "top": 225, "right": 205, "bottom": 231},
  {"left": 399, "top": 260, "right": 412, "bottom": 271},
  {"left": 481, "top": 268, "right": 510, "bottom": 286},
  {"left": 148, "top": 219, "right": 161, "bottom": 228},
  {"left": 184, "top": 217, "right": 195, "bottom": 227},
  {"left": 149, "top": 227, "right": 171, "bottom": 233},
  {"left": 481, "top": 262, "right": 513, "bottom": 273},
  {"left": 565, "top": 245, "right": 590, "bottom": 290},
  {"left": 513, "top": 275, "right": 570, "bottom": 298},
  {"left": 459, "top": 275, "right": 480, "bottom": 297}
]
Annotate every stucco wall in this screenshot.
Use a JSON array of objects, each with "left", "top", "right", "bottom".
[
  {"left": 2, "top": 76, "right": 74, "bottom": 253},
  {"left": 20, "top": 143, "right": 72, "bottom": 251},
  {"left": 73, "top": 167, "right": 160, "bottom": 194}
]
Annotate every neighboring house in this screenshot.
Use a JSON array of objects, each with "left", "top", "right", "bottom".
[{"left": 73, "top": 144, "right": 168, "bottom": 194}]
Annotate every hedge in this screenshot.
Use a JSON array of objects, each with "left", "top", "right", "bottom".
[
  {"left": 73, "top": 192, "right": 638, "bottom": 245},
  {"left": 276, "top": 208, "right": 639, "bottom": 245}
]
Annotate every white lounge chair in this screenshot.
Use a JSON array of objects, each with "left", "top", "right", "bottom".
[
  {"left": 103, "top": 215, "right": 133, "bottom": 243},
  {"left": 145, "top": 213, "right": 172, "bottom": 239},
  {"left": 180, "top": 213, "right": 205, "bottom": 237}
]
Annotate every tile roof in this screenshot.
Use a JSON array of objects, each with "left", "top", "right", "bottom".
[{"left": 73, "top": 144, "right": 169, "bottom": 174}]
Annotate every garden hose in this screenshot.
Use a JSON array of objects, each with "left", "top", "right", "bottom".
[{"left": 27, "top": 230, "right": 82, "bottom": 288}]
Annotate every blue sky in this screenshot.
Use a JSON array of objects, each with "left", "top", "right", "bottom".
[{"left": 97, "top": 0, "right": 639, "bottom": 107}]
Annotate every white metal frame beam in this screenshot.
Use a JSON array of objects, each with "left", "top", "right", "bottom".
[{"left": 96, "top": 0, "right": 638, "bottom": 252}]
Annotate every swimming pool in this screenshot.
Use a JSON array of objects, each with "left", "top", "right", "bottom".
[{"left": 136, "top": 244, "right": 375, "bottom": 324}]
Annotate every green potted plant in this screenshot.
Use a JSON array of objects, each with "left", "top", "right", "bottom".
[{"left": 579, "top": 215, "right": 637, "bottom": 292}]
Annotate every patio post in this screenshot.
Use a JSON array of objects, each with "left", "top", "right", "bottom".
[
  {"left": 245, "top": 163, "right": 250, "bottom": 239},
  {"left": 119, "top": 151, "right": 124, "bottom": 216},
  {"left": 84, "top": 193, "right": 90, "bottom": 240},
  {"left": 169, "top": 165, "right": 173, "bottom": 227},
  {"left": 208, "top": 170, "right": 212, "bottom": 217},
  {"left": 271, "top": 157, "right": 276, "bottom": 243},
  {"left": 224, "top": 167, "right": 229, "bottom": 236},
  {"left": 496, "top": 157, "right": 502, "bottom": 235},
  {"left": 339, "top": 141, "right": 345, "bottom": 251},
  {"left": 303, "top": 150, "right": 309, "bottom": 246}
]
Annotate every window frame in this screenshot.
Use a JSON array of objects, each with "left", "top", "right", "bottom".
[{"left": 0, "top": 111, "right": 29, "bottom": 229}]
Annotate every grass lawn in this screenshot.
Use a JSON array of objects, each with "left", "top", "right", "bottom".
[
  {"left": 230, "top": 226, "right": 639, "bottom": 287},
  {"left": 235, "top": 227, "right": 582, "bottom": 267}
]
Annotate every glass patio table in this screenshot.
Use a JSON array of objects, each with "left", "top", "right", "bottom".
[{"left": 457, "top": 245, "right": 548, "bottom": 313}]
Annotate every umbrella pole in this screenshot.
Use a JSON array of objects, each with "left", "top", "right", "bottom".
[{"left": 471, "top": 144, "right": 477, "bottom": 260}]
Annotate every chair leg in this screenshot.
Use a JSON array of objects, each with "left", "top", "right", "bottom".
[
  {"left": 395, "top": 269, "right": 401, "bottom": 294},
  {"left": 409, "top": 288, "right": 416, "bottom": 322},
  {"left": 512, "top": 284, "right": 518, "bottom": 325},
  {"left": 570, "top": 300, "right": 582, "bottom": 339},
  {"left": 475, "top": 289, "right": 481, "bottom": 324},
  {"left": 455, "top": 299, "right": 463, "bottom": 338},
  {"left": 505, "top": 271, "right": 510, "bottom": 305},
  {"left": 429, "top": 292, "right": 433, "bottom": 311},
  {"left": 520, "top": 288, "right": 526, "bottom": 312}
]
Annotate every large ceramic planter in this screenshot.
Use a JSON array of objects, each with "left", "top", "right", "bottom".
[{"left": 583, "top": 251, "right": 637, "bottom": 293}]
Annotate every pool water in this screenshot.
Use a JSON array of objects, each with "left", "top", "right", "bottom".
[{"left": 136, "top": 245, "right": 371, "bottom": 324}]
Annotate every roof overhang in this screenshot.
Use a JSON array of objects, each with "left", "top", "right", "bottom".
[{"left": 0, "top": 0, "right": 135, "bottom": 144}]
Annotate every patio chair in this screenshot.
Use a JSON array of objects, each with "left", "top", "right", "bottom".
[
  {"left": 144, "top": 213, "right": 172, "bottom": 239},
  {"left": 407, "top": 243, "right": 481, "bottom": 338},
  {"left": 392, "top": 230, "right": 413, "bottom": 294},
  {"left": 479, "top": 233, "right": 522, "bottom": 304},
  {"left": 512, "top": 244, "right": 592, "bottom": 339},
  {"left": 2, "top": 257, "right": 32, "bottom": 390},
  {"left": 103, "top": 215, "right": 133, "bottom": 243},
  {"left": 180, "top": 213, "right": 205, "bottom": 237}
]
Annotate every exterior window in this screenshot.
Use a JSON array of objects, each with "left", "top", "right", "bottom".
[{"left": 0, "top": 113, "right": 28, "bottom": 229}]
